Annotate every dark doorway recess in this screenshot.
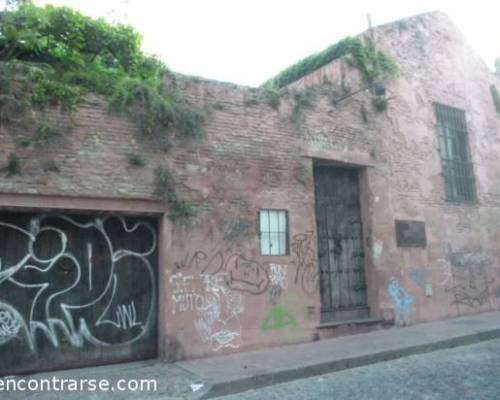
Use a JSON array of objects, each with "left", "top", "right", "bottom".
[{"left": 314, "top": 165, "right": 369, "bottom": 323}]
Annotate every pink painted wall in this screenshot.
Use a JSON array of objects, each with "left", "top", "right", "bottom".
[{"left": 1, "top": 11, "right": 500, "bottom": 362}]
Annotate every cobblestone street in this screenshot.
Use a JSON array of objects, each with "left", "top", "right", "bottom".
[{"left": 215, "top": 338, "right": 500, "bottom": 400}]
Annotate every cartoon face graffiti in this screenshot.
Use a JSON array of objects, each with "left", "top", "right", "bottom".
[{"left": 225, "top": 255, "right": 269, "bottom": 294}]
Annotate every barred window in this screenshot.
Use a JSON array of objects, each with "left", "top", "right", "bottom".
[
  {"left": 259, "top": 210, "right": 288, "bottom": 256},
  {"left": 434, "top": 103, "right": 476, "bottom": 203}
]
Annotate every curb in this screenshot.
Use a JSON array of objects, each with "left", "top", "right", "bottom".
[{"left": 198, "top": 328, "right": 500, "bottom": 399}]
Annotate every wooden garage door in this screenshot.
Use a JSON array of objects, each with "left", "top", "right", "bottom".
[{"left": 0, "top": 212, "right": 158, "bottom": 374}]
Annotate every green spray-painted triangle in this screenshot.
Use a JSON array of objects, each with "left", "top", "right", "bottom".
[{"left": 262, "top": 306, "right": 299, "bottom": 331}]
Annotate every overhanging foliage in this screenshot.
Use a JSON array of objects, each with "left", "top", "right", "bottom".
[
  {"left": 0, "top": 2, "right": 205, "bottom": 137},
  {"left": 0, "top": 2, "right": 200, "bottom": 221},
  {"left": 262, "top": 37, "right": 399, "bottom": 89}
]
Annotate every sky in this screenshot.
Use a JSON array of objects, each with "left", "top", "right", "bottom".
[{"left": 26, "top": 0, "right": 500, "bottom": 86}]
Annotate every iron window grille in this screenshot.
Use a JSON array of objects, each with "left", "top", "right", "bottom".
[
  {"left": 259, "top": 209, "right": 289, "bottom": 256},
  {"left": 434, "top": 103, "right": 477, "bottom": 203}
]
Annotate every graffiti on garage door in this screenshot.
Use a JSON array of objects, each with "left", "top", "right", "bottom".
[{"left": 0, "top": 213, "right": 158, "bottom": 373}]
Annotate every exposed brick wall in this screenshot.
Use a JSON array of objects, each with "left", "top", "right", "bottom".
[{"left": 1, "top": 10, "right": 500, "bottom": 361}]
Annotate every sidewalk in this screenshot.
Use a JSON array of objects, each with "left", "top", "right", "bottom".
[{"left": 3, "top": 311, "right": 500, "bottom": 399}]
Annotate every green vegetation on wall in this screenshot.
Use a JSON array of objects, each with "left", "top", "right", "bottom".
[
  {"left": 154, "top": 165, "right": 196, "bottom": 224},
  {"left": 0, "top": 2, "right": 204, "bottom": 137},
  {"left": 262, "top": 37, "right": 399, "bottom": 89},
  {"left": 128, "top": 153, "right": 147, "bottom": 167},
  {"left": 0, "top": 2, "right": 201, "bottom": 222},
  {"left": 491, "top": 85, "right": 500, "bottom": 114},
  {"left": 5, "top": 153, "right": 21, "bottom": 175}
]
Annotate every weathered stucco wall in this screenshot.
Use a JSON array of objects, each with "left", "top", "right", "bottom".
[
  {"left": 0, "top": 11, "right": 500, "bottom": 362},
  {"left": 370, "top": 12, "right": 500, "bottom": 324}
]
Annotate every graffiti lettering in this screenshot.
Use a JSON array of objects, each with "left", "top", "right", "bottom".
[
  {"left": 175, "top": 251, "right": 269, "bottom": 295},
  {"left": 168, "top": 271, "right": 244, "bottom": 351},
  {"left": 291, "top": 232, "right": 319, "bottom": 295},
  {"left": 170, "top": 273, "right": 206, "bottom": 315},
  {"left": 114, "top": 302, "right": 142, "bottom": 330},
  {"left": 195, "top": 274, "right": 243, "bottom": 351},
  {"left": 174, "top": 251, "right": 224, "bottom": 274},
  {"left": 446, "top": 249, "right": 493, "bottom": 308},
  {"left": 0, "top": 306, "right": 21, "bottom": 344},
  {"left": 170, "top": 273, "right": 195, "bottom": 294},
  {"left": 269, "top": 264, "right": 288, "bottom": 289},
  {"left": 269, "top": 285, "right": 282, "bottom": 305},
  {"left": 0, "top": 215, "right": 157, "bottom": 353},
  {"left": 172, "top": 293, "right": 206, "bottom": 314},
  {"left": 268, "top": 263, "right": 288, "bottom": 304},
  {"left": 438, "top": 258, "right": 453, "bottom": 287}
]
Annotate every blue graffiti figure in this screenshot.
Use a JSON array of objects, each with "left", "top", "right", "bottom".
[{"left": 388, "top": 278, "right": 415, "bottom": 326}]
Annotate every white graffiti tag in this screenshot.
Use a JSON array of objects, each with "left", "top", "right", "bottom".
[
  {"left": 194, "top": 274, "right": 243, "bottom": 351},
  {"left": 113, "top": 302, "right": 143, "bottom": 330},
  {"left": 169, "top": 273, "right": 207, "bottom": 315},
  {"left": 269, "top": 264, "right": 288, "bottom": 289},
  {"left": 437, "top": 258, "right": 453, "bottom": 287},
  {"left": 0, "top": 306, "right": 22, "bottom": 344},
  {"left": 0, "top": 215, "right": 157, "bottom": 353}
]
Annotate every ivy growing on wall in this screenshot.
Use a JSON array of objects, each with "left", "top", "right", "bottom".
[
  {"left": 261, "top": 37, "right": 399, "bottom": 89},
  {"left": 4, "top": 153, "right": 20, "bottom": 175},
  {"left": 0, "top": 2, "right": 204, "bottom": 137},
  {"left": 0, "top": 2, "right": 200, "bottom": 221},
  {"left": 154, "top": 165, "right": 196, "bottom": 224}
]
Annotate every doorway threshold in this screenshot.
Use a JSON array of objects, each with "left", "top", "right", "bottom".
[{"left": 317, "top": 317, "right": 384, "bottom": 329}]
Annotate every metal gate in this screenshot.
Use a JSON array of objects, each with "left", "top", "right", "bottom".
[
  {"left": 0, "top": 212, "right": 158, "bottom": 374},
  {"left": 314, "top": 165, "right": 368, "bottom": 322}
]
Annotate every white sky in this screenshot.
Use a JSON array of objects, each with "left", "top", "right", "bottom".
[{"left": 30, "top": 0, "right": 500, "bottom": 86}]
